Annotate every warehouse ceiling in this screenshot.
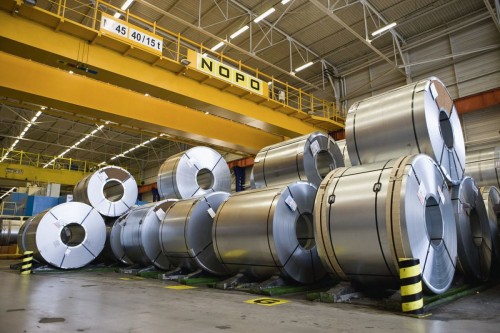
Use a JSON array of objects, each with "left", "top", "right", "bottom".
[{"left": 1, "top": 0, "right": 499, "bottom": 197}]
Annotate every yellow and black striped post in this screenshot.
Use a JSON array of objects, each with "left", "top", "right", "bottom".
[
  {"left": 399, "top": 258, "right": 424, "bottom": 315},
  {"left": 20, "top": 251, "right": 33, "bottom": 275}
]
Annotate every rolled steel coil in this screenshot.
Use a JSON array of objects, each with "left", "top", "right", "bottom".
[
  {"left": 109, "top": 213, "right": 133, "bottom": 265},
  {"left": 94, "top": 217, "right": 119, "bottom": 264},
  {"left": 314, "top": 154, "right": 457, "bottom": 294},
  {"left": 159, "top": 191, "right": 230, "bottom": 275},
  {"left": 335, "top": 139, "right": 351, "bottom": 167},
  {"left": 213, "top": 182, "right": 325, "bottom": 284},
  {"left": 17, "top": 215, "right": 36, "bottom": 253},
  {"left": 451, "top": 177, "right": 491, "bottom": 281},
  {"left": 18, "top": 202, "right": 106, "bottom": 269},
  {"left": 73, "top": 166, "right": 138, "bottom": 217},
  {"left": 157, "top": 146, "right": 231, "bottom": 199},
  {"left": 120, "top": 200, "right": 177, "bottom": 269},
  {"left": 0, "top": 219, "right": 22, "bottom": 246},
  {"left": 346, "top": 77, "right": 465, "bottom": 185},
  {"left": 252, "top": 132, "right": 344, "bottom": 189},
  {"left": 480, "top": 186, "right": 500, "bottom": 266},
  {"left": 465, "top": 146, "right": 500, "bottom": 188}
]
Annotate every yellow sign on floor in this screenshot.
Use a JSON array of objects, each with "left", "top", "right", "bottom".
[
  {"left": 164, "top": 285, "right": 197, "bottom": 290},
  {"left": 119, "top": 277, "right": 145, "bottom": 281},
  {"left": 244, "top": 298, "right": 289, "bottom": 306}
]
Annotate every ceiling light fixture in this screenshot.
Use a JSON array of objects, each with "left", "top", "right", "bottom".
[
  {"left": 120, "top": 0, "right": 134, "bottom": 10},
  {"left": 294, "top": 61, "right": 314, "bottom": 72},
  {"left": 0, "top": 187, "right": 16, "bottom": 200},
  {"left": 0, "top": 111, "right": 43, "bottom": 163},
  {"left": 230, "top": 25, "right": 249, "bottom": 39},
  {"left": 211, "top": 41, "right": 225, "bottom": 52},
  {"left": 281, "top": 0, "right": 291, "bottom": 4},
  {"left": 254, "top": 7, "right": 276, "bottom": 23},
  {"left": 108, "top": 136, "right": 158, "bottom": 163},
  {"left": 113, "top": 13, "right": 122, "bottom": 19},
  {"left": 371, "top": 22, "right": 397, "bottom": 36}
]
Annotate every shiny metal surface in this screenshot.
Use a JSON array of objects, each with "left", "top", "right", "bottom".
[
  {"left": 157, "top": 146, "right": 231, "bottom": 199},
  {"left": 480, "top": 186, "right": 500, "bottom": 266},
  {"left": 120, "top": 200, "right": 177, "bottom": 269},
  {"left": 252, "top": 132, "right": 344, "bottom": 188},
  {"left": 95, "top": 217, "right": 119, "bottom": 264},
  {"left": 109, "top": 213, "right": 134, "bottom": 265},
  {"left": 213, "top": 182, "right": 325, "bottom": 284},
  {"left": 73, "top": 166, "right": 138, "bottom": 217},
  {"left": 335, "top": 139, "right": 351, "bottom": 167},
  {"left": 346, "top": 77, "right": 465, "bottom": 185},
  {"left": 465, "top": 147, "right": 500, "bottom": 188},
  {"left": 17, "top": 216, "right": 36, "bottom": 253},
  {"left": 21, "top": 202, "right": 106, "bottom": 269},
  {"left": 0, "top": 219, "right": 22, "bottom": 246},
  {"left": 315, "top": 154, "right": 457, "bottom": 294},
  {"left": 451, "top": 177, "right": 491, "bottom": 281},
  {"left": 159, "top": 192, "right": 230, "bottom": 275}
]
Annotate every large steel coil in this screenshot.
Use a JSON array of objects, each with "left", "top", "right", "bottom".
[
  {"left": 252, "top": 132, "right": 344, "bottom": 188},
  {"left": 95, "top": 217, "right": 119, "bottom": 264},
  {"left": 157, "top": 147, "right": 231, "bottom": 199},
  {"left": 314, "top": 154, "right": 457, "bottom": 294},
  {"left": 73, "top": 166, "right": 138, "bottom": 217},
  {"left": 466, "top": 147, "right": 500, "bottom": 188},
  {"left": 120, "top": 200, "right": 177, "bottom": 269},
  {"left": 480, "top": 186, "right": 500, "bottom": 265},
  {"left": 109, "top": 213, "right": 133, "bottom": 265},
  {"left": 213, "top": 182, "right": 325, "bottom": 284},
  {"left": 346, "top": 77, "right": 465, "bottom": 185},
  {"left": 159, "top": 191, "right": 230, "bottom": 275},
  {"left": 0, "top": 219, "right": 22, "bottom": 246},
  {"left": 451, "top": 177, "right": 491, "bottom": 281},
  {"left": 335, "top": 139, "right": 351, "bottom": 167},
  {"left": 17, "top": 202, "right": 106, "bottom": 269}
]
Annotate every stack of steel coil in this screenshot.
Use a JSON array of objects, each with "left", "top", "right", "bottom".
[{"left": 466, "top": 146, "right": 500, "bottom": 188}]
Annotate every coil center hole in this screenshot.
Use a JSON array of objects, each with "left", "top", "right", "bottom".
[
  {"left": 60, "top": 223, "right": 86, "bottom": 247},
  {"left": 425, "top": 196, "right": 444, "bottom": 247},
  {"left": 315, "top": 150, "right": 334, "bottom": 178},
  {"left": 469, "top": 208, "right": 483, "bottom": 247},
  {"left": 197, "top": 168, "right": 214, "bottom": 190},
  {"left": 296, "top": 212, "right": 315, "bottom": 250},
  {"left": 439, "top": 110, "right": 454, "bottom": 149},
  {"left": 104, "top": 180, "right": 124, "bottom": 202}
]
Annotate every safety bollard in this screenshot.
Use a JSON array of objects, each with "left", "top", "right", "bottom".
[
  {"left": 20, "top": 251, "right": 33, "bottom": 275},
  {"left": 399, "top": 258, "right": 424, "bottom": 315}
]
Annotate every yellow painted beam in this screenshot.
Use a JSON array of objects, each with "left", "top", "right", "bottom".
[
  {"left": 0, "top": 163, "right": 89, "bottom": 185},
  {"left": 0, "top": 51, "right": 282, "bottom": 154},
  {"left": 0, "top": 10, "right": 324, "bottom": 138}
]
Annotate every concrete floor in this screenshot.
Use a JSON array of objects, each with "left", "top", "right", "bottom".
[{"left": 1, "top": 261, "right": 499, "bottom": 333}]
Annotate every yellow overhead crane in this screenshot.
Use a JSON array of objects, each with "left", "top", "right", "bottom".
[{"left": 0, "top": 0, "right": 345, "bottom": 155}]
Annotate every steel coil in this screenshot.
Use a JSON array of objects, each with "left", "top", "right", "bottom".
[
  {"left": 159, "top": 191, "right": 230, "bottom": 275},
  {"left": 19, "top": 202, "right": 106, "bottom": 269},
  {"left": 346, "top": 77, "right": 465, "bottom": 185},
  {"left": 466, "top": 146, "right": 500, "bottom": 188},
  {"left": 314, "top": 154, "right": 457, "bottom": 294},
  {"left": 109, "top": 213, "right": 134, "bottom": 265},
  {"left": 451, "top": 177, "right": 491, "bottom": 281},
  {"left": 73, "top": 166, "right": 138, "bottom": 217},
  {"left": 0, "top": 219, "right": 22, "bottom": 246},
  {"left": 335, "top": 139, "right": 351, "bottom": 167},
  {"left": 157, "top": 146, "right": 231, "bottom": 199},
  {"left": 252, "top": 132, "right": 344, "bottom": 188},
  {"left": 95, "top": 217, "right": 119, "bottom": 264},
  {"left": 17, "top": 215, "right": 36, "bottom": 253},
  {"left": 213, "top": 182, "right": 325, "bottom": 284},
  {"left": 480, "top": 186, "right": 500, "bottom": 266},
  {"left": 120, "top": 200, "right": 177, "bottom": 269}
]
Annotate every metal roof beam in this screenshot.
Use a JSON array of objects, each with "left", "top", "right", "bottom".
[
  {"left": 309, "top": 0, "right": 407, "bottom": 77},
  {"left": 483, "top": 0, "right": 500, "bottom": 32}
]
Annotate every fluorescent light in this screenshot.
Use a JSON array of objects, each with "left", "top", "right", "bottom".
[
  {"left": 254, "top": 7, "right": 275, "bottom": 23},
  {"left": 35, "top": 111, "right": 42, "bottom": 117},
  {"left": 211, "top": 41, "right": 225, "bottom": 52},
  {"left": 230, "top": 25, "right": 249, "bottom": 39},
  {"left": 113, "top": 13, "right": 121, "bottom": 19},
  {"left": 281, "top": 0, "right": 291, "bottom": 4},
  {"left": 295, "top": 61, "right": 314, "bottom": 72},
  {"left": 120, "top": 0, "right": 134, "bottom": 10},
  {"left": 0, "top": 187, "right": 16, "bottom": 200},
  {"left": 371, "top": 22, "right": 397, "bottom": 36},
  {"left": 69, "top": 70, "right": 74, "bottom": 74}
]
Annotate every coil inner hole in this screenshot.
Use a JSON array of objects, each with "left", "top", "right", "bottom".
[
  {"left": 425, "top": 196, "right": 444, "bottom": 247},
  {"left": 197, "top": 168, "right": 214, "bottom": 190},
  {"left": 439, "top": 110, "right": 454, "bottom": 149},
  {"left": 296, "top": 212, "right": 315, "bottom": 250},
  {"left": 104, "top": 180, "right": 124, "bottom": 202},
  {"left": 315, "top": 150, "right": 334, "bottom": 178},
  {"left": 60, "top": 223, "right": 86, "bottom": 247}
]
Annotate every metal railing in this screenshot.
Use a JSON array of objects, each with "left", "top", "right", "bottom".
[{"left": 32, "top": 0, "right": 346, "bottom": 123}]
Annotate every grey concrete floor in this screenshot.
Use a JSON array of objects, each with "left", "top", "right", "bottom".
[{"left": 1, "top": 261, "right": 499, "bottom": 333}]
